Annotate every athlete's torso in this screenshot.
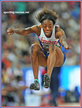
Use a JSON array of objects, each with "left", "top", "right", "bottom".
[{"left": 38, "top": 25, "right": 61, "bottom": 51}]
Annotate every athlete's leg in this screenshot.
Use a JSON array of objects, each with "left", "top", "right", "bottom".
[
  {"left": 30, "top": 42, "right": 47, "bottom": 90},
  {"left": 44, "top": 44, "right": 64, "bottom": 88},
  {"left": 43, "top": 44, "right": 56, "bottom": 88},
  {"left": 31, "top": 43, "right": 39, "bottom": 79},
  {"left": 47, "top": 44, "right": 57, "bottom": 77},
  {"left": 47, "top": 45, "right": 64, "bottom": 77}
]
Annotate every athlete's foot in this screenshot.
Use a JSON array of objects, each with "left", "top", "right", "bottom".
[
  {"left": 30, "top": 80, "right": 40, "bottom": 90},
  {"left": 43, "top": 73, "right": 50, "bottom": 88}
]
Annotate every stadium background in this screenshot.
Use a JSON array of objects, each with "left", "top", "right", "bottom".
[{"left": 2, "top": 1, "right": 80, "bottom": 106}]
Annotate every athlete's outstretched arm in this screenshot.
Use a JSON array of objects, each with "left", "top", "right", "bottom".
[
  {"left": 56, "top": 27, "right": 71, "bottom": 49},
  {"left": 7, "top": 25, "right": 41, "bottom": 36}
]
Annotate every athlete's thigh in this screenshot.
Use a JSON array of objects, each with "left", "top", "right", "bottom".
[
  {"left": 38, "top": 50, "right": 47, "bottom": 66},
  {"left": 55, "top": 46, "right": 64, "bottom": 66},
  {"left": 31, "top": 42, "right": 47, "bottom": 67}
]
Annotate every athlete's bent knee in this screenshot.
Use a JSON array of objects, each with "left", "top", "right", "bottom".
[{"left": 31, "top": 44, "right": 40, "bottom": 54}]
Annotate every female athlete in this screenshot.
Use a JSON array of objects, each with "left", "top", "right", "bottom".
[{"left": 7, "top": 8, "right": 71, "bottom": 90}]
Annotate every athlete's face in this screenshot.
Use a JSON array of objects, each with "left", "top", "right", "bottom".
[{"left": 42, "top": 19, "right": 54, "bottom": 38}]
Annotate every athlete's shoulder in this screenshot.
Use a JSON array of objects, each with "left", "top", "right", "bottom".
[
  {"left": 55, "top": 25, "right": 64, "bottom": 38},
  {"left": 55, "top": 25, "right": 64, "bottom": 33}
]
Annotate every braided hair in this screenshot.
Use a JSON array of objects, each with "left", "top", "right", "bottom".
[{"left": 36, "top": 8, "right": 59, "bottom": 24}]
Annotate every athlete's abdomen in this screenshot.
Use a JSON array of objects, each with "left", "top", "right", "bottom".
[{"left": 41, "top": 39, "right": 61, "bottom": 52}]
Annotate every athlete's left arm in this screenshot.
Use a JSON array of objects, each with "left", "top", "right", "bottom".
[{"left": 55, "top": 26, "right": 71, "bottom": 49}]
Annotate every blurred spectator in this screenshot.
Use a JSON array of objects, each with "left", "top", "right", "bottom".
[
  {"left": 64, "top": 87, "right": 80, "bottom": 103},
  {"left": 13, "top": 63, "right": 23, "bottom": 77},
  {"left": 2, "top": 50, "right": 12, "bottom": 69}
]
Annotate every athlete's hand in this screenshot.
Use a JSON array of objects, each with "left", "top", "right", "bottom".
[{"left": 7, "top": 28, "right": 14, "bottom": 35}]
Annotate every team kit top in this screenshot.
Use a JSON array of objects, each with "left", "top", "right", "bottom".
[
  {"left": 37, "top": 25, "right": 61, "bottom": 51},
  {"left": 37, "top": 25, "right": 66, "bottom": 61}
]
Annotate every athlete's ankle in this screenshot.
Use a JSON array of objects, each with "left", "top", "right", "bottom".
[{"left": 34, "top": 79, "right": 39, "bottom": 82}]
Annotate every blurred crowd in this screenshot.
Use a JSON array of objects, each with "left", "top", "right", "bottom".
[{"left": 2, "top": 2, "right": 80, "bottom": 106}]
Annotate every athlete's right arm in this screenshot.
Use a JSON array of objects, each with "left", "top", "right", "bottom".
[{"left": 7, "top": 25, "right": 41, "bottom": 36}]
